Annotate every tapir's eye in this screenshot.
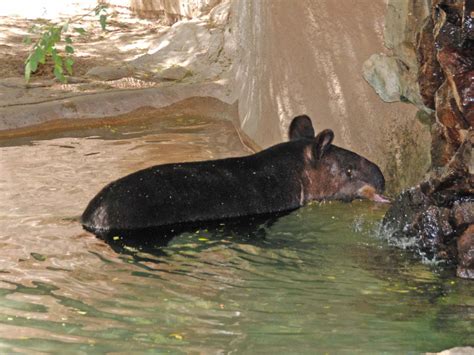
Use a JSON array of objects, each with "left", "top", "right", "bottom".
[{"left": 346, "top": 167, "right": 353, "bottom": 178}]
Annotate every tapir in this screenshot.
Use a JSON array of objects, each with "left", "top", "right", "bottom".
[{"left": 82, "top": 115, "right": 388, "bottom": 238}]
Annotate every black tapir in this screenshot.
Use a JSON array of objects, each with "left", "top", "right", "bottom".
[{"left": 82, "top": 115, "right": 388, "bottom": 238}]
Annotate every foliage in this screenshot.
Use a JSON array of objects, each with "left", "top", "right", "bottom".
[{"left": 23, "top": 4, "right": 108, "bottom": 83}]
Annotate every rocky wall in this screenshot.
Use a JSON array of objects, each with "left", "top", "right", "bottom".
[{"left": 380, "top": 0, "right": 473, "bottom": 278}]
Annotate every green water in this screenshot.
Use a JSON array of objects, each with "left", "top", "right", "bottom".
[{"left": 0, "top": 116, "right": 472, "bottom": 353}]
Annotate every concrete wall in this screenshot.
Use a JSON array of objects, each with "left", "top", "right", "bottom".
[{"left": 230, "top": 0, "right": 431, "bottom": 193}]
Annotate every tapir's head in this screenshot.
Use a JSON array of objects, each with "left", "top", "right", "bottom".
[{"left": 289, "top": 115, "right": 389, "bottom": 203}]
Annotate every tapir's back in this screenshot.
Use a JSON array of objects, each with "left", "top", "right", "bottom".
[{"left": 81, "top": 141, "right": 305, "bottom": 234}]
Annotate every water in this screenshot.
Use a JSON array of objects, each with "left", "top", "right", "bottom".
[{"left": 0, "top": 115, "right": 472, "bottom": 354}]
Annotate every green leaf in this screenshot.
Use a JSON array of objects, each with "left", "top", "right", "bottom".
[
  {"left": 30, "top": 47, "right": 44, "bottom": 71},
  {"left": 99, "top": 14, "right": 107, "bottom": 31},
  {"left": 54, "top": 62, "right": 63, "bottom": 73},
  {"left": 31, "top": 252, "right": 47, "bottom": 261},
  {"left": 40, "top": 34, "right": 49, "bottom": 48},
  {"left": 74, "top": 27, "right": 86, "bottom": 35},
  {"left": 54, "top": 65, "right": 66, "bottom": 83},
  {"left": 65, "top": 45, "right": 74, "bottom": 54},
  {"left": 29, "top": 55, "right": 38, "bottom": 72},
  {"left": 65, "top": 35, "right": 72, "bottom": 44},
  {"left": 38, "top": 49, "right": 46, "bottom": 64},
  {"left": 62, "top": 22, "right": 69, "bottom": 32},
  {"left": 65, "top": 57, "right": 74, "bottom": 75},
  {"left": 52, "top": 51, "right": 62, "bottom": 67},
  {"left": 24, "top": 62, "right": 31, "bottom": 82}
]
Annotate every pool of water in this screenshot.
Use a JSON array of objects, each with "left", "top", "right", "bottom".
[{"left": 0, "top": 115, "right": 472, "bottom": 353}]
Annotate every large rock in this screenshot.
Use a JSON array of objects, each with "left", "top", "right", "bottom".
[
  {"left": 382, "top": 135, "right": 474, "bottom": 278},
  {"left": 85, "top": 65, "right": 134, "bottom": 81},
  {"left": 131, "top": 18, "right": 228, "bottom": 82},
  {"left": 457, "top": 225, "right": 474, "bottom": 279},
  {"left": 363, "top": 53, "right": 424, "bottom": 105},
  {"left": 362, "top": 54, "right": 404, "bottom": 102},
  {"left": 417, "top": 1, "right": 474, "bottom": 167},
  {"left": 416, "top": 16, "right": 444, "bottom": 110},
  {"left": 363, "top": 0, "right": 430, "bottom": 109}
]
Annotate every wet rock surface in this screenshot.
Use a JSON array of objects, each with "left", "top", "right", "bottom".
[
  {"left": 381, "top": 0, "right": 474, "bottom": 279},
  {"left": 417, "top": 0, "right": 473, "bottom": 167},
  {"left": 383, "top": 138, "right": 474, "bottom": 278}
]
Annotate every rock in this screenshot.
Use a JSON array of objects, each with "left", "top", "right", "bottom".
[
  {"left": 363, "top": 0, "right": 430, "bottom": 109},
  {"left": 65, "top": 76, "right": 90, "bottom": 84},
  {"left": 382, "top": 134, "right": 473, "bottom": 277},
  {"left": 437, "top": 47, "right": 474, "bottom": 127},
  {"left": 209, "top": 0, "right": 231, "bottom": 26},
  {"left": 153, "top": 65, "right": 190, "bottom": 81},
  {"left": 382, "top": 186, "right": 431, "bottom": 239},
  {"left": 415, "top": 0, "right": 474, "bottom": 167},
  {"left": 0, "top": 77, "right": 28, "bottom": 88},
  {"left": 452, "top": 201, "right": 474, "bottom": 228},
  {"left": 85, "top": 65, "right": 133, "bottom": 81},
  {"left": 430, "top": 123, "right": 462, "bottom": 169},
  {"left": 384, "top": 0, "right": 430, "bottom": 57},
  {"left": 362, "top": 52, "right": 425, "bottom": 108},
  {"left": 457, "top": 225, "right": 474, "bottom": 279},
  {"left": 131, "top": 18, "right": 227, "bottom": 82},
  {"left": 363, "top": 54, "right": 404, "bottom": 102},
  {"left": 416, "top": 16, "right": 444, "bottom": 110},
  {"left": 427, "top": 346, "right": 474, "bottom": 355},
  {"left": 367, "top": 0, "right": 473, "bottom": 173},
  {"left": 417, "top": 205, "right": 454, "bottom": 256}
]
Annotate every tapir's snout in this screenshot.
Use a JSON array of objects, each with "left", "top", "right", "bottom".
[
  {"left": 358, "top": 159, "right": 389, "bottom": 203},
  {"left": 357, "top": 184, "right": 391, "bottom": 203}
]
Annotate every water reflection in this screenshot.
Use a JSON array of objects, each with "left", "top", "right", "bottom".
[{"left": 0, "top": 116, "right": 472, "bottom": 353}]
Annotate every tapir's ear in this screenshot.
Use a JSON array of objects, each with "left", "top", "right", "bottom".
[
  {"left": 288, "top": 115, "right": 315, "bottom": 140},
  {"left": 314, "top": 129, "right": 334, "bottom": 159}
]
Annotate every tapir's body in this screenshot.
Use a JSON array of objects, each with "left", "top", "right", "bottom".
[{"left": 82, "top": 115, "right": 387, "bottom": 237}]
